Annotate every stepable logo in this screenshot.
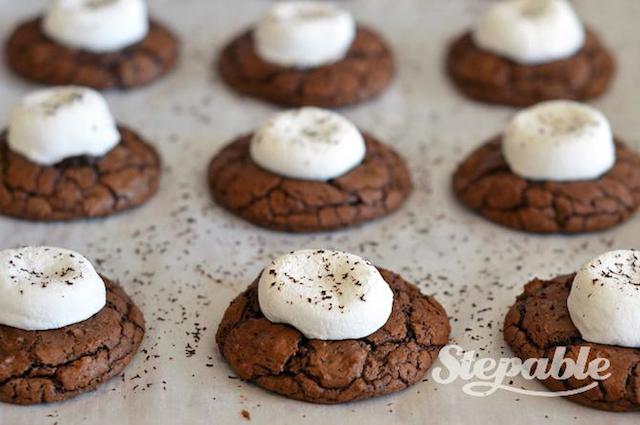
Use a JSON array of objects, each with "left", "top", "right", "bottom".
[{"left": 431, "top": 345, "right": 611, "bottom": 397}]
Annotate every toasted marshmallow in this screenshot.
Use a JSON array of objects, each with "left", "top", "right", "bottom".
[
  {"left": 568, "top": 250, "right": 640, "bottom": 348},
  {"left": 258, "top": 249, "right": 393, "bottom": 340},
  {"left": 8, "top": 86, "right": 120, "bottom": 165},
  {"left": 473, "top": 0, "right": 585, "bottom": 64},
  {"left": 43, "top": 0, "right": 149, "bottom": 53},
  {"left": 254, "top": 1, "right": 356, "bottom": 68},
  {"left": 250, "top": 107, "right": 365, "bottom": 181},
  {"left": 502, "top": 101, "right": 615, "bottom": 181},
  {"left": 0, "top": 247, "right": 106, "bottom": 331}
]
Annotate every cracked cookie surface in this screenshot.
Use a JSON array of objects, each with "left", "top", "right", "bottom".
[
  {"left": 216, "top": 268, "right": 450, "bottom": 404},
  {"left": 208, "top": 133, "right": 411, "bottom": 232},
  {"left": 446, "top": 29, "right": 615, "bottom": 107},
  {"left": 6, "top": 18, "right": 179, "bottom": 90},
  {"left": 504, "top": 274, "right": 640, "bottom": 412},
  {"left": 217, "top": 26, "right": 394, "bottom": 108},
  {"left": 0, "top": 277, "right": 145, "bottom": 405},
  {"left": 0, "top": 126, "right": 161, "bottom": 221},
  {"left": 452, "top": 137, "right": 640, "bottom": 234}
]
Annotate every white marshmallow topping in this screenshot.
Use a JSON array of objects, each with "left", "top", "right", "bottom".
[
  {"left": 254, "top": 1, "right": 356, "bottom": 68},
  {"left": 568, "top": 250, "right": 640, "bottom": 348},
  {"left": 8, "top": 86, "right": 120, "bottom": 165},
  {"left": 502, "top": 100, "right": 615, "bottom": 181},
  {"left": 43, "top": 0, "right": 149, "bottom": 53},
  {"left": 0, "top": 247, "right": 106, "bottom": 331},
  {"left": 473, "top": 0, "right": 585, "bottom": 65},
  {"left": 250, "top": 107, "right": 366, "bottom": 181},
  {"left": 258, "top": 249, "right": 394, "bottom": 340}
]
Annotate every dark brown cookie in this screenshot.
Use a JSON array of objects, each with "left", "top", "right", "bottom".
[
  {"left": 0, "top": 277, "right": 145, "bottom": 405},
  {"left": 504, "top": 274, "right": 640, "bottom": 412},
  {"left": 217, "top": 268, "right": 450, "bottom": 404},
  {"left": 0, "top": 126, "right": 161, "bottom": 221},
  {"left": 208, "top": 133, "right": 411, "bottom": 232},
  {"left": 5, "top": 17, "right": 179, "bottom": 90},
  {"left": 217, "top": 26, "right": 394, "bottom": 108},
  {"left": 446, "top": 29, "right": 615, "bottom": 107},
  {"left": 452, "top": 137, "right": 640, "bottom": 233}
]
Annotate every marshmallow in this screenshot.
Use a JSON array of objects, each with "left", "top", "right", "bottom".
[
  {"left": 502, "top": 100, "right": 615, "bottom": 181},
  {"left": 568, "top": 250, "right": 640, "bottom": 348},
  {"left": 43, "top": 0, "right": 149, "bottom": 53},
  {"left": 258, "top": 249, "right": 394, "bottom": 340},
  {"left": 0, "top": 247, "right": 106, "bottom": 331},
  {"left": 473, "top": 0, "right": 585, "bottom": 64},
  {"left": 254, "top": 1, "right": 356, "bottom": 68},
  {"left": 250, "top": 107, "right": 366, "bottom": 181},
  {"left": 8, "top": 86, "right": 120, "bottom": 165}
]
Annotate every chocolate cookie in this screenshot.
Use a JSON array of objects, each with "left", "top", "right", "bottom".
[
  {"left": 5, "top": 18, "right": 179, "bottom": 90},
  {"left": 0, "top": 277, "right": 145, "bottom": 405},
  {"left": 217, "top": 26, "right": 394, "bottom": 108},
  {"left": 504, "top": 274, "right": 640, "bottom": 412},
  {"left": 217, "top": 268, "right": 450, "bottom": 404},
  {"left": 0, "top": 126, "right": 161, "bottom": 221},
  {"left": 446, "top": 29, "right": 615, "bottom": 107},
  {"left": 208, "top": 133, "right": 411, "bottom": 232},
  {"left": 452, "top": 137, "right": 640, "bottom": 233}
]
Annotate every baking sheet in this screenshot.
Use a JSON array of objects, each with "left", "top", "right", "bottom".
[{"left": 1, "top": 0, "right": 639, "bottom": 424}]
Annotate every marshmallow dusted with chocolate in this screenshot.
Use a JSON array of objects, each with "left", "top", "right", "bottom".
[
  {"left": 0, "top": 247, "right": 106, "bottom": 331},
  {"left": 568, "top": 250, "right": 640, "bottom": 348},
  {"left": 254, "top": 1, "right": 356, "bottom": 68},
  {"left": 43, "top": 0, "right": 149, "bottom": 53},
  {"left": 250, "top": 107, "right": 366, "bottom": 181},
  {"left": 258, "top": 249, "right": 393, "bottom": 340},
  {"left": 8, "top": 86, "right": 120, "bottom": 165},
  {"left": 502, "top": 100, "right": 615, "bottom": 181},
  {"left": 473, "top": 0, "right": 585, "bottom": 65}
]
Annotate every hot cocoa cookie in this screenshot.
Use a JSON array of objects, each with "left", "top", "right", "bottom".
[
  {"left": 446, "top": 0, "right": 614, "bottom": 107},
  {"left": 0, "top": 245, "right": 145, "bottom": 406},
  {"left": 446, "top": 29, "right": 614, "bottom": 107},
  {"left": 5, "top": 18, "right": 179, "bottom": 90},
  {"left": 452, "top": 137, "right": 640, "bottom": 233},
  {"left": 208, "top": 132, "right": 411, "bottom": 232},
  {"left": 453, "top": 100, "right": 640, "bottom": 233},
  {"left": 217, "top": 267, "right": 451, "bottom": 404},
  {"left": 0, "top": 126, "right": 161, "bottom": 221},
  {"left": 1, "top": 86, "right": 161, "bottom": 221},
  {"left": 504, "top": 274, "right": 640, "bottom": 412},
  {"left": 0, "top": 277, "right": 145, "bottom": 405},
  {"left": 219, "top": 2, "right": 394, "bottom": 107}
]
